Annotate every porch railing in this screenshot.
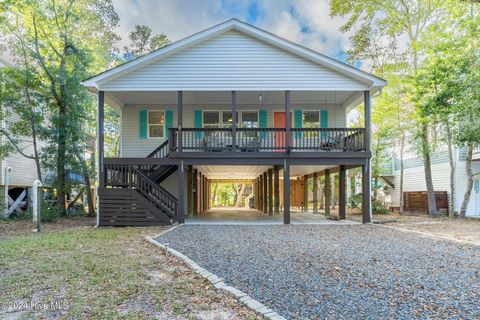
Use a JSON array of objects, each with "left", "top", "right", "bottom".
[
  {"left": 169, "top": 127, "right": 365, "bottom": 152},
  {"left": 147, "top": 139, "right": 170, "bottom": 158},
  {"left": 103, "top": 163, "right": 178, "bottom": 219}
]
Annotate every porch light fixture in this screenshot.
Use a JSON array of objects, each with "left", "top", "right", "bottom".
[{"left": 258, "top": 94, "right": 262, "bottom": 103}]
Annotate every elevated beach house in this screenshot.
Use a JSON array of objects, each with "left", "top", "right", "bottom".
[{"left": 82, "top": 19, "right": 386, "bottom": 226}]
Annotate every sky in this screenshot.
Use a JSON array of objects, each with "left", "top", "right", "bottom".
[{"left": 112, "top": 0, "right": 353, "bottom": 62}]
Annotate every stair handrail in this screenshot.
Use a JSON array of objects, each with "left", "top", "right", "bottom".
[
  {"left": 134, "top": 169, "right": 178, "bottom": 219},
  {"left": 147, "top": 139, "right": 170, "bottom": 158}
]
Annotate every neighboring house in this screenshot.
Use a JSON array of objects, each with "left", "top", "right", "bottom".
[
  {"left": 82, "top": 19, "right": 386, "bottom": 226},
  {"left": 389, "top": 147, "right": 480, "bottom": 217},
  {"left": 0, "top": 57, "right": 45, "bottom": 216}
]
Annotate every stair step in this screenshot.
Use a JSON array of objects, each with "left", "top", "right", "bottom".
[{"left": 134, "top": 169, "right": 178, "bottom": 221}]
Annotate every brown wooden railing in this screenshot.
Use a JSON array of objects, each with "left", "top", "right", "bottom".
[
  {"left": 135, "top": 170, "right": 177, "bottom": 218},
  {"left": 168, "top": 127, "right": 365, "bottom": 152},
  {"left": 147, "top": 139, "right": 170, "bottom": 158},
  {"left": 291, "top": 128, "right": 365, "bottom": 151},
  {"left": 104, "top": 163, "right": 178, "bottom": 219}
]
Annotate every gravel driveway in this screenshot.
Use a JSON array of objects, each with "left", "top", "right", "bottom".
[{"left": 156, "top": 225, "right": 480, "bottom": 320}]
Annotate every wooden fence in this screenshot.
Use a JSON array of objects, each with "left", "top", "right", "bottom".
[{"left": 403, "top": 191, "right": 449, "bottom": 215}]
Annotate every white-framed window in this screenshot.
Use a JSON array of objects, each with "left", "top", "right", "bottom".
[
  {"left": 303, "top": 111, "right": 320, "bottom": 138},
  {"left": 148, "top": 111, "right": 165, "bottom": 138},
  {"left": 221, "top": 111, "right": 238, "bottom": 128},
  {"left": 241, "top": 111, "right": 259, "bottom": 128},
  {"left": 303, "top": 111, "right": 320, "bottom": 128},
  {"left": 203, "top": 110, "right": 258, "bottom": 128},
  {"left": 203, "top": 111, "right": 221, "bottom": 128}
]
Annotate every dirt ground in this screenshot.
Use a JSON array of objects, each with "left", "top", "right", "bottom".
[
  {"left": 0, "top": 218, "right": 259, "bottom": 319},
  {"left": 350, "top": 213, "right": 480, "bottom": 244},
  {"left": 0, "top": 217, "right": 96, "bottom": 240}
]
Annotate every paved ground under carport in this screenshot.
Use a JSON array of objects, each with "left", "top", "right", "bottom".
[
  {"left": 186, "top": 207, "right": 358, "bottom": 225},
  {"left": 156, "top": 225, "right": 480, "bottom": 320}
]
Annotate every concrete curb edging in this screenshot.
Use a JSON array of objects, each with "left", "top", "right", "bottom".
[
  {"left": 373, "top": 223, "right": 480, "bottom": 246},
  {"left": 150, "top": 224, "right": 180, "bottom": 239},
  {"left": 145, "top": 229, "right": 287, "bottom": 320}
]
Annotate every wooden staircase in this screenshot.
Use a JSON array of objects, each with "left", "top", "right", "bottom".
[{"left": 100, "top": 139, "right": 179, "bottom": 226}]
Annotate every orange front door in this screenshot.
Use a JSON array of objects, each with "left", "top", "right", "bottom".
[{"left": 274, "top": 112, "right": 291, "bottom": 150}]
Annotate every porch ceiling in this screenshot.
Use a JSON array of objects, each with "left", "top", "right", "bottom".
[
  {"left": 106, "top": 90, "right": 359, "bottom": 108},
  {"left": 195, "top": 165, "right": 270, "bottom": 180},
  {"left": 194, "top": 164, "right": 339, "bottom": 180}
]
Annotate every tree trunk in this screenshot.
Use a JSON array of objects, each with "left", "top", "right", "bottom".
[
  {"left": 24, "top": 86, "right": 43, "bottom": 183},
  {"left": 399, "top": 133, "right": 405, "bottom": 214},
  {"left": 83, "top": 162, "right": 95, "bottom": 217},
  {"left": 56, "top": 103, "right": 67, "bottom": 216},
  {"left": 459, "top": 143, "right": 473, "bottom": 217},
  {"left": 31, "top": 121, "right": 43, "bottom": 182},
  {"left": 244, "top": 192, "right": 254, "bottom": 209},
  {"left": 421, "top": 123, "right": 437, "bottom": 216},
  {"left": 212, "top": 184, "right": 218, "bottom": 206},
  {"left": 74, "top": 150, "right": 95, "bottom": 216},
  {"left": 350, "top": 172, "right": 356, "bottom": 195},
  {"left": 446, "top": 121, "right": 456, "bottom": 216},
  {"left": 235, "top": 184, "right": 245, "bottom": 207}
]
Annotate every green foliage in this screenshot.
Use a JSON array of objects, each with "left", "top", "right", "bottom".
[
  {"left": 66, "top": 205, "right": 87, "bottom": 218},
  {"left": 0, "top": 0, "right": 119, "bottom": 215},
  {"left": 347, "top": 193, "right": 362, "bottom": 209},
  {"left": 332, "top": 1, "right": 480, "bottom": 215},
  {"left": 212, "top": 183, "right": 252, "bottom": 207},
  {"left": 214, "top": 183, "right": 238, "bottom": 206},
  {"left": 105, "top": 107, "right": 120, "bottom": 157},
  {"left": 123, "top": 24, "right": 170, "bottom": 60},
  {"left": 8, "top": 198, "right": 59, "bottom": 222},
  {"left": 40, "top": 200, "right": 61, "bottom": 222},
  {"left": 372, "top": 199, "right": 390, "bottom": 214}
]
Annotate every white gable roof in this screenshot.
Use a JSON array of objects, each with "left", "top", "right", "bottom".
[{"left": 83, "top": 19, "right": 386, "bottom": 92}]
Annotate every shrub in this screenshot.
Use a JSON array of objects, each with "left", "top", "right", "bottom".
[
  {"left": 41, "top": 202, "right": 60, "bottom": 222},
  {"left": 67, "top": 204, "right": 86, "bottom": 217},
  {"left": 13, "top": 200, "right": 59, "bottom": 222},
  {"left": 372, "top": 199, "right": 390, "bottom": 214},
  {"left": 347, "top": 193, "right": 362, "bottom": 209}
]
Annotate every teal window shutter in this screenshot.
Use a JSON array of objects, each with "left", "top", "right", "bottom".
[
  {"left": 320, "top": 110, "right": 328, "bottom": 139},
  {"left": 194, "top": 110, "right": 203, "bottom": 139},
  {"left": 165, "top": 110, "right": 173, "bottom": 138},
  {"left": 259, "top": 110, "right": 267, "bottom": 127},
  {"left": 259, "top": 110, "right": 267, "bottom": 138},
  {"left": 139, "top": 110, "right": 147, "bottom": 139},
  {"left": 293, "top": 110, "right": 303, "bottom": 139}
]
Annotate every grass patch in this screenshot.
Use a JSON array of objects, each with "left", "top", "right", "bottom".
[{"left": 0, "top": 225, "right": 259, "bottom": 319}]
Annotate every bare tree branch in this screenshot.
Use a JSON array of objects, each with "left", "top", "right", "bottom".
[{"left": 0, "top": 128, "right": 35, "bottom": 159}]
